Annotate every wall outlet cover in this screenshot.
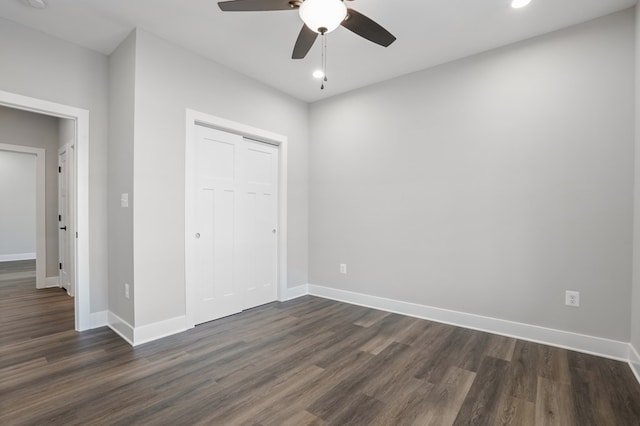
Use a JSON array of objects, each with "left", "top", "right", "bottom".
[{"left": 565, "top": 290, "right": 580, "bottom": 307}]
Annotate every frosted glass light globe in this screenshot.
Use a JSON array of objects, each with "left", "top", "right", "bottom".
[
  {"left": 511, "top": 0, "right": 531, "bottom": 9},
  {"left": 299, "top": 0, "right": 347, "bottom": 34}
]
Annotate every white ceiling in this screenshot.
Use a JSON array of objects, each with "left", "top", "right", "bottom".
[{"left": 0, "top": 0, "right": 636, "bottom": 102}]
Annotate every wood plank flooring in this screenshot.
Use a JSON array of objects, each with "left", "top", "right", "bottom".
[
  {"left": 0, "top": 260, "right": 74, "bottom": 345},
  {"left": 1, "top": 266, "right": 640, "bottom": 425},
  {"left": 0, "top": 259, "right": 37, "bottom": 274}
]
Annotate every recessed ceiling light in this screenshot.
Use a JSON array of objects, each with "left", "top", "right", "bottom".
[
  {"left": 21, "top": 0, "right": 47, "bottom": 9},
  {"left": 511, "top": 0, "right": 531, "bottom": 9},
  {"left": 312, "top": 70, "right": 325, "bottom": 79}
]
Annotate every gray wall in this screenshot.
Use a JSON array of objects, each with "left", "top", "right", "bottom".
[
  {"left": 631, "top": 4, "right": 640, "bottom": 357},
  {"left": 108, "top": 31, "right": 136, "bottom": 325},
  {"left": 309, "top": 10, "right": 634, "bottom": 341},
  {"left": 0, "top": 150, "right": 36, "bottom": 258},
  {"left": 58, "top": 118, "right": 74, "bottom": 149},
  {"left": 0, "top": 106, "right": 59, "bottom": 277},
  {"left": 0, "top": 18, "right": 109, "bottom": 312},
  {"left": 130, "top": 30, "right": 309, "bottom": 326}
]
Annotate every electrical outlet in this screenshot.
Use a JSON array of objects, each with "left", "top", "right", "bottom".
[
  {"left": 565, "top": 290, "right": 579, "bottom": 307},
  {"left": 340, "top": 264, "right": 347, "bottom": 274},
  {"left": 125, "top": 283, "right": 130, "bottom": 299}
]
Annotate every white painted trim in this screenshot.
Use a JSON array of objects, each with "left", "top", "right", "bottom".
[
  {"left": 90, "top": 310, "right": 108, "bottom": 328},
  {"left": 0, "top": 253, "right": 36, "bottom": 262},
  {"left": 307, "top": 284, "right": 630, "bottom": 362},
  {"left": 45, "top": 276, "right": 60, "bottom": 288},
  {"left": 184, "top": 109, "right": 288, "bottom": 327},
  {"left": 107, "top": 311, "right": 189, "bottom": 347},
  {"left": 629, "top": 344, "right": 640, "bottom": 384},
  {"left": 107, "top": 311, "right": 134, "bottom": 346},
  {"left": 282, "top": 284, "right": 309, "bottom": 301},
  {"left": 0, "top": 143, "right": 46, "bottom": 288},
  {"left": 133, "top": 316, "right": 190, "bottom": 346},
  {"left": 0, "top": 90, "right": 91, "bottom": 332}
]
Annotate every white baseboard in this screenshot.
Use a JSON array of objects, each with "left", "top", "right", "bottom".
[
  {"left": 0, "top": 253, "right": 36, "bottom": 262},
  {"left": 133, "top": 315, "right": 190, "bottom": 346},
  {"left": 99, "top": 283, "right": 640, "bottom": 386},
  {"left": 107, "top": 311, "right": 189, "bottom": 347},
  {"left": 629, "top": 343, "right": 640, "bottom": 384},
  {"left": 107, "top": 311, "right": 134, "bottom": 345},
  {"left": 280, "top": 284, "right": 309, "bottom": 301},
  {"left": 90, "top": 310, "right": 108, "bottom": 328},
  {"left": 45, "top": 276, "right": 60, "bottom": 288},
  {"left": 307, "top": 284, "right": 630, "bottom": 363}
]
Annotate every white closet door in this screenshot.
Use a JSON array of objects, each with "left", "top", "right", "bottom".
[
  {"left": 193, "top": 126, "right": 244, "bottom": 324},
  {"left": 242, "top": 139, "right": 278, "bottom": 309},
  {"left": 192, "top": 126, "right": 278, "bottom": 325}
]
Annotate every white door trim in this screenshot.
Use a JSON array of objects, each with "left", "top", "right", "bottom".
[
  {"left": 0, "top": 143, "right": 46, "bottom": 288},
  {"left": 0, "top": 90, "right": 91, "bottom": 331},
  {"left": 185, "top": 109, "right": 288, "bottom": 328}
]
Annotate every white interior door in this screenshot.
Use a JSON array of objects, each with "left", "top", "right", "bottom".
[
  {"left": 58, "top": 144, "right": 75, "bottom": 296},
  {"left": 191, "top": 126, "right": 279, "bottom": 325}
]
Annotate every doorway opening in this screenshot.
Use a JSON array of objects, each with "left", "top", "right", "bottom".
[
  {"left": 0, "top": 145, "right": 45, "bottom": 286},
  {"left": 0, "top": 90, "right": 91, "bottom": 331}
]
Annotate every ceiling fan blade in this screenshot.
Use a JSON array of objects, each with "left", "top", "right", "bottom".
[
  {"left": 341, "top": 8, "right": 396, "bottom": 47},
  {"left": 218, "top": 0, "right": 297, "bottom": 12},
  {"left": 292, "top": 24, "right": 318, "bottom": 59}
]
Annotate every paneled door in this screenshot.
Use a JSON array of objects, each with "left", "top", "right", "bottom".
[
  {"left": 58, "top": 144, "right": 75, "bottom": 296},
  {"left": 242, "top": 139, "right": 279, "bottom": 309},
  {"left": 191, "top": 125, "right": 279, "bottom": 325}
]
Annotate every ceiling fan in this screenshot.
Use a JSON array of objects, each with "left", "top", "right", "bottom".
[{"left": 217, "top": 0, "right": 396, "bottom": 59}]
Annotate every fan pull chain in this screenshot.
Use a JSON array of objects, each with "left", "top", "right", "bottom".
[
  {"left": 320, "top": 29, "right": 328, "bottom": 90},
  {"left": 324, "top": 33, "right": 328, "bottom": 84}
]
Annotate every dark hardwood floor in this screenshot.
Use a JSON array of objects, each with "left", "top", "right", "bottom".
[
  {"left": 1, "top": 265, "right": 640, "bottom": 425},
  {"left": 0, "top": 260, "right": 74, "bottom": 345},
  {"left": 0, "top": 259, "right": 37, "bottom": 274}
]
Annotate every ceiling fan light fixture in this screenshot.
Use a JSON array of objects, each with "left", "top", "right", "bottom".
[
  {"left": 312, "top": 70, "right": 325, "bottom": 79},
  {"left": 511, "top": 0, "right": 531, "bottom": 9},
  {"left": 299, "top": 0, "right": 347, "bottom": 34}
]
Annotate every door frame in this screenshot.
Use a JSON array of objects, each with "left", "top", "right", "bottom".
[
  {"left": 185, "top": 109, "right": 288, "bottom": 328},
  {"left": 0, "top": 144, "right": 45, "bottom": 288},
  {"left": 0, "top": 90, "right": 91, "bottom": 331}
]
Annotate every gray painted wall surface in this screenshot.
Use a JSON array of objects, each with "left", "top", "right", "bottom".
[
  {"left": 309, "top": 10, "right": 634, "bottom": 341},
  {"left": 59, "top": 118, "right": 74, "bottom": 149},
  {"left": 631, "top": 4, "right": 640, "bottom": 357},
  {"left": 0, "top": 18, "right": 109, "bottom": 312},
  {"left": 0, "top": 106, "right": 59, "bottom": 277},
  {"left": 108, "top": 31, "right": 136, "bottom": 325},
  {"left": 0, "top": 151, "right": 36, "bottom": 258},
  {"left": 132, "top": 30, "right": 309, "bottom": 326}
]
